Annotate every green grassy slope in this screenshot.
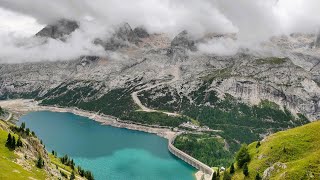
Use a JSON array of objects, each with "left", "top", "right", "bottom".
[
  {"left": 0, "top": 128, "right": 47, "bottom": 180},
  {"left": 0, "top": 118, "right": 91, "bottom": 180},
  {"left": 232, "top": 120, "right": 320, "bottom": 180}
]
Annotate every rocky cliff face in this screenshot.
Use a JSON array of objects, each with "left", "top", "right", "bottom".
[
  {"left": 0, "top": 21, "right": 319, "bottom": 121},
  {"left": 35, "top": 19, "right": 79, "bottom": 40},
  {"left": 94, "top": 22, "right": 142, "bottom": 51},
  {"left": 315, "top": 31, "right": 320, "bottom": 48}
]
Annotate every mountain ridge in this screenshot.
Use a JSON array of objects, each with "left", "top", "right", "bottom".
[{"left": 0, "top": 20, "right": 319, "bottom": 154}]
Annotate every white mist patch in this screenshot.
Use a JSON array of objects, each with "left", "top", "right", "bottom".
[
  {"left": 198, "top": 38, "right": 239, "bottom": 56},
  {"left": 0, "top": 0, "right": 320, "bottom": 62},
  {"left": 0, "top": 7, "right": 43, "bottom": 37},
  {"left": 0, "top": 30, "right": 106, "bottom": 63}
]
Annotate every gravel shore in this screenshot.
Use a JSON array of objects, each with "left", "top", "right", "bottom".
[{"left": 0, "top": 99, "right": 177, "bottom": 140}]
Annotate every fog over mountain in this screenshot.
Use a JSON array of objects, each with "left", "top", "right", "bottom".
[
  {"left": 0, "top": 1, "right": 320, "bottom": 172},
  {"left": 0, "top": 0, "right": 320, "bottom": 62}
]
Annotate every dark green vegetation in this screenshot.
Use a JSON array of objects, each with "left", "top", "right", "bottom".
[
  {"left": 121, "top": 111, "right": 189, "bottom": 127},
  {"left": 36, "top": 155, "right": 45, "bottom": 168},
  {"left": 40, "top": 81, "right": 137, "bottom": 117},
  {"left": 7, "top": 78, "right": 310, "bottom": 168},
  {"left": 230, "top": 163, "right": 235, "bottom": 174},
  {"left": 56, "top": 154, "right": 94, "bottom": 180},
  {"left": 5, "top": 133, "right": 22, "bottom": 150},
  {"left": 232, "top": 120, "right": 320, "bottom": 179},
  {"left": 50, "top": 152, "right": 94, "bottom": 180},
  {"left": 77, "top": 166, "right": 94, "bottom": 180},
  {"left": 141, "top": 82, "right": 309, "bottom": 166},
  {"left": 5, "top": 122, "right": 35, "bottom": 150},
  {"left": 0, "top": 84, "right": 41, "bottom": 100},
  {"left": 174, "top": 134, "right": 233, "bottom": 167},
  {"left": 255, "top": 57, "right": 287, "bottom": 65},
  {"left": 201, "top": 68, "right": 232, "bottom": 82},
  {"left": 10, "top": 121, "right": 35, "bottom": 139},
  {"left": 0, "top": 120, "right": 47, "bottom": 179},
  {"left": 39, "top": 81, "right": 101, "bottom": 108},
  {"left": 243, "top": 163, "right": 249, "bottom": 176},
  {"left": 39, "top": 80, "right": 188, "bottom": 127},
  {"left": 0, "top": 106, "right": 4, "bottom": 115},
  {"left": 60, "top": 154, "right": 75, "bottom": 170},
  {"left": 235, "top": 144, "right": 250, "bottom": 168},
  {"left": 70, "top": 171, "right": 75, "bottom": 180}
]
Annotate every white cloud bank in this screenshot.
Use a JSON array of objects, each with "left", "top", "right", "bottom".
[{"left": 0, "top": 0, "right": 320, "bottom": 62}]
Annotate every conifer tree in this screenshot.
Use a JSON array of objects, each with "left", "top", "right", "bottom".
[
  {"left": 256, "top": 141, "right": 261, "bottom": 148},
  {"left": 236, "top": 144, "right": 250, "bottom": 168},
  {"left": 243, "top": 163, "right": 249, "bottom": 176},
  {"left": 20, "top": 122, "right": 26, "bottom": 131},
  {"left": 26, "top": 128, "right": 30, "bottom": 135},
  {"left": 212, "top": 171, "right": 217, "bottom": 180},
  {"left": 37, "top": 155, "right": 44, "bottom": 168},
  {"left": 223, "top": 172, "right": 232, "bottom": 180},
  {"left": 70, "top": 171, "right": 75, "bottom": 180},
  {"left": 255, "top": 173, "right": 262, "bottom": 180},
  {"left": 17, "top": 136, "right": 23, "bottom": 147},
  {"left": 6, "top": 133, "right": 12, "bottom": 146},
  {"left": 230, "top": 163, "right": 235, "bottom": 174},
  {"left": 11, "top": 136, "right": 16, "bottom": 149}
]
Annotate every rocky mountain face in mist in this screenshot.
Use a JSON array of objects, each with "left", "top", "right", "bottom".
[
  {"left": 316, "top": 31, "right": 320, "bottom": 48},
  {"left": 0, "top": 20, "right": 320, "bottom": 124},
  {"left": 35, "top": 19, "right": 79, "bottom": 40},
  {"left": 94, "top": 22, "right": 144, "bottom": 51}
]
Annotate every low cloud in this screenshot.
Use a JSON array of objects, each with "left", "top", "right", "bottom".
[
  {"left": 0, "top": 20, "right": 106, "bottom": 63},
  {"left": 197, "top": 38, "right": 239, "bottom": 56},
  {"left": 0, "top": 0, "right": 320, "bottom": 62}
]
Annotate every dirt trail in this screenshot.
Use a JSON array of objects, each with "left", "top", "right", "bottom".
[{"left": 131, "top": 65, "right": 181, "bottom": 116}]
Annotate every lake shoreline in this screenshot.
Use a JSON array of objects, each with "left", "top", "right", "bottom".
[
  {"left": 0, "top": 99, "right": 177, "bottom": 140},
  {"left": 0, "top": 99, "right": 210, "bottom": 180}
]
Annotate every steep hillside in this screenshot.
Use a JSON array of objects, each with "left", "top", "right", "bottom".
[
  {"left": 231, "top": 120, "right": 320, "bottom": 180},
  {"left": 0, "top": 113, "right": 92, "bottom": 180},
  {"left": 0, "top": 124, "right": 47, "bottom": 179}
]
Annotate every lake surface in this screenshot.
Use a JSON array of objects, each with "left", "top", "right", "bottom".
[{"left": 19, "top": 111, "right": 196, "bottom": 180}]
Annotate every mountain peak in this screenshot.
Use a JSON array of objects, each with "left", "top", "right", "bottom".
[
  {"left": 35, "top": 19, "right": 79, "bottom": 40},
  {"left": 95, "top": 22, "right": 142, "bottom": 51},
  {"left": 171, "top": 30, "right": 196, "bottom": 51},
  {"left": 133, "top": 26, "right": 149, "bottom": 38}
]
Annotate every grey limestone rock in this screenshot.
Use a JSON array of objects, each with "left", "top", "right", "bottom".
[{"left": 35, "top": 19, "right": 79, "bottom": 40}]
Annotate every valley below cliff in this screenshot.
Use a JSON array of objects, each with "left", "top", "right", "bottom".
[{"left": 1, "top": 20, "right": 320, "bottom": 177}]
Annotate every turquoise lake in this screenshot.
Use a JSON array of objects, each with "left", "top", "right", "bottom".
[{"left": 18, "top": 111, "right": 196, "bottom": 180}]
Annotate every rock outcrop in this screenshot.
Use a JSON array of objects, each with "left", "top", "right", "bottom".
[
  {"left": 35, "top": 19, "right": 79, "bottom": 40},
  {"left": 170, "top": 30, "right": 196, "bottom": 51},
  {"left": 95, "top": 23, "right": 140, "bottom": 51},
  {"left": 133, "top": 26, "right": 150, "bottom": 38},
  {"left": 167, "top": 30, "right": 196, "bottom": 62}
]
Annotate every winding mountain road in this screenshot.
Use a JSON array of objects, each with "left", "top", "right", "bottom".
[{"left": 131, "top": 66, "right": 181, "bottom": 116}]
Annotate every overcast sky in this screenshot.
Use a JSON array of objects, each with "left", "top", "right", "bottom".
[{"left": 0, "top": 0, "right": 319, "bottom": 62}]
